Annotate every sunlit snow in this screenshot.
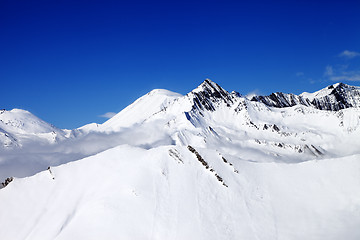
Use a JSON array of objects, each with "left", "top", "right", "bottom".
[{"left": 0, "top": 80, "right": 360, "bottom": 239}]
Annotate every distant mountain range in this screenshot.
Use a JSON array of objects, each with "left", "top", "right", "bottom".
[
  {"left": 2, "top": 80, "right": 359, "bottom": 149},
  {"left": 252, "top": 82, "right": 360, "bottom": 110}
]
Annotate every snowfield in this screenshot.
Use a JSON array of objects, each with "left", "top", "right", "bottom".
[{"left": 0, "top": 79, "right": 360, "bottom": 239}]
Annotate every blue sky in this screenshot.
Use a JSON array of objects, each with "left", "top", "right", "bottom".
[{"left": 1, "top": 0, "right": 360, "bottom": 128}]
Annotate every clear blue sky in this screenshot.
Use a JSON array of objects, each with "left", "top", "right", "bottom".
[{"left": 1, "top": 0, "right": 360, "bottom": 128}]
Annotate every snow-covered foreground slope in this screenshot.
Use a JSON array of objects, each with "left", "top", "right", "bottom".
[
  {"left": 1, "top": 79, "right": 360, "bottom": 239},
  {"left": 1, "top": 145, "right": 359, "bottom": 240}
]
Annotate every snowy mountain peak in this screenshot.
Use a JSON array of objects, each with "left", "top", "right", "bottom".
[
  {"left": 188, "top": 79, "right": 234, "bottom": 111},
  {"left": 301, "top": 82, "right": 351, "bottom": 100},
  {"left": 0, "top": 108, "right": 59, "bottom": 134},
  {"left": 194, "top": 78, "right": 224, "bottom": 93},
  {"left": 332, "top": 82, "right": 345, "bottom": 89},
  {"left": 100, "top": 88, "right": 182, "bottom": 131},
  {"left": 300, "top": 82, "right": 360, "bottom": 110},
  {"left": 0, "top": 108, "right": 67, "bottom": 149}
]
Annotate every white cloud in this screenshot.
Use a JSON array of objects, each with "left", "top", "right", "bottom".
[
  {"left": 339, "top": 50, "right": 360, "bottom": 59},
  {"left": 329, "top": 73, "right": 360, "bottom": 82},
  {"left": 324, "top": 65, "right": 360, "bottom": 82},
  {"left": 324, "top": 65, "right": 333, "bottom": 76},
  {"left": 246, "top": 89, "right": 261, "bottom": 99},
  {"left": 308, "top": 78, "right": 316, "bottom": 84},
  {"left": 99, "top": 112, "right": 117, "bottom": 119}
]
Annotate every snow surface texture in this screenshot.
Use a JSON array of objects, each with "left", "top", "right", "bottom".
[{"left": 1, "top": 79, "right": 360, "bottom": 239}]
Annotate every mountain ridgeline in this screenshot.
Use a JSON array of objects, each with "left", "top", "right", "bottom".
[
  {"left": 1, "top": 80, "right": 360, "bottom": 240},
  {"left": 1, "top": 79, "right": 360, "bottom": 157},
  {"left": 251, "top": 82, "right": 360, "bottom": 111}
]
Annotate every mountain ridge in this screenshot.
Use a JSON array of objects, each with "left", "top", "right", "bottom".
[
  {"left": 1, "top": 80, "right": 360, "bottom": 239},
  {"left": 251, "top": 82, "right": 360, "bottom": 111},
  {"left": 1, "top": 80, "right": 360, "bottom": 180},
  {"left": 1, "top": 80, "right": 359, "bottom": 137}
]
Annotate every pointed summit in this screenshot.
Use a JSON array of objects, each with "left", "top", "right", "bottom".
[
  {"left": 331, "top": 82, "right": 347, "bottom": 89},
  {"left": 188, "top": 79, "right": 234, "bottom": 111},
  {"left": 313, "top": 82, "right": 360, "bottom": 110},
  {"left": 193, "top": 78, "right": 226, "bottom": 95},
  {"left": 301, "top": 82, "right": 351, "bottom": 100}
]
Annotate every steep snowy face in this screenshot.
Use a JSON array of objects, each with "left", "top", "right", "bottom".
[
  {"left": 0, "top": 127, "right": 18, "bottom": 148},
  {"left": 252, "top": 83, "right": 360, "bottom": 111},
  {"left": 100, "top": 89, "right": 182, "bottom": 131}
]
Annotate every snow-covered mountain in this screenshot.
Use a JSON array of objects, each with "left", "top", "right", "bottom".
[
  {"left": 1, "top": 80, "right": 360, "bottom": 239},
  {"left": 0, "top": 108, "right": 68, "bottom": 148},
  {"left": 252, "top": 82, "right": 360, "bottom": 110}
]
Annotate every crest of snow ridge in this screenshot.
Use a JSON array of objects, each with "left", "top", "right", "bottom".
[
  {"left": 186, "top": 80, "right": 360, "bottom": 114},
  {"left": 251, "top": 83, "right": 360, "bottom": 111}
]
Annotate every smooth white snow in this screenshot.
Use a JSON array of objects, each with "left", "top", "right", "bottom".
[{"left": 0, "top": 145, "right": 359, "bottom": 240}]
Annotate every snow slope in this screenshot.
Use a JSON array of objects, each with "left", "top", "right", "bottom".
[
  {"left": 1, "top": 79, "right": 360, "bottom": 239},
  {"left": 1, "top": 145, "right": 359, "bottom": 240},
  {"left": 101, "top": 89, "right": 182, "bottom": 131}
]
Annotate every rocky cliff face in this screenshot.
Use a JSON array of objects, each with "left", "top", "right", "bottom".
[
  {"left": 308, "top": 83, "right": 360, "bottom": 110},
  {"left": 251, "top": 92, "right": 311, "bottom": 108},
  {"left": 251, "top": 83, "right": 360, "bottom": 111}
]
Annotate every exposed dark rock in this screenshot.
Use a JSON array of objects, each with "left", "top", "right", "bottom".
[
  {"left": 248, "top": 121, "right": 259, "bottom": 130},
  {"left": 251, "top": 92, "right": 311, "bottom": 108},
  {"left": 273, "top": 124, "right": 280, "bottom": 132},
  {"left": 221, "top": 156, "right": 238, "bottom": 174},
  {"left": 188, "top": 145, "right": 228, "bottom": 187},
  {"left": 48, "top": 167, "right": 55, "bottom": 180},
  {"left": 1, "top": 177, "right": 13, "bottom": 188},
  {"left": 189, "top": 79, "right": 234, "bottom": 112},
  {"left": 251, "top": 83, "right": 360, "bottom": 111},
  {"left": 311, "top": 145, "right": 323, "bottom": 156},
  {"left": 303, "top": 144, "right": 324, "bottom": 156},
  {"left": 169, "top": 149, "right": 184, "bottom": 164},
  {"left": 187, "top": 145, "right": 209, "bottom": 169}
]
